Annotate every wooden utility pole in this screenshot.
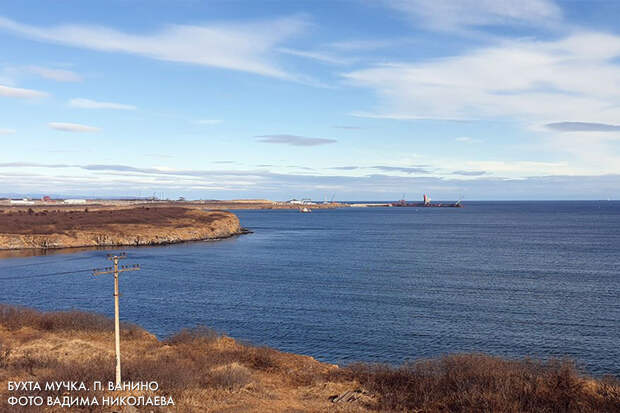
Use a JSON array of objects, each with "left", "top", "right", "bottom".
[{"left": 93, "top": 253, "right": 140, "bottom": 387}]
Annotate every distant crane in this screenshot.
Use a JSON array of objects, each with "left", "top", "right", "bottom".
[{"left": 322, "top": 193, "right": 337, "bottom": 204}]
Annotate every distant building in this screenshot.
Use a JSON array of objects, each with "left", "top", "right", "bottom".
[
  {"left": 288, "top": 198, "right": 316, "bottom": 205},
  {"left": 63, "top": 199, "right": 87, "bottom": 204},
  {"left": 41, "top": 196, "right": 52, "bottom": 202},
  {"left": 10, "top": 199, "right": 35, "bottom": 205}
]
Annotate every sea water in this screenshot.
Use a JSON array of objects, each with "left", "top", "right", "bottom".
[{"left": 1, "top": 201, "right": 618, "bottom": 375}]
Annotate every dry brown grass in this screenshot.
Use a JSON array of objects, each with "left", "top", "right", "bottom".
[
  {"left": 0, "top": 206, "right": 232, "bottom": 235},
  {"left": 0, "top": 303, "right": 143, "bottom": 338},
  {"left": 332, "top": 355, "right": 620, "bottom": 412},
  {"left": 0, "top": 304, "right": 618, "bottom": 412}
]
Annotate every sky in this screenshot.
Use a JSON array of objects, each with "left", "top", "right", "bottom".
[{"left": 1, "top": 0, "right": 620, "bottom": 200}]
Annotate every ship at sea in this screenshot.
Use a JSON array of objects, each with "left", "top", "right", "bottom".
[{"left": 391, "top": 194, "right": 463, "bottom": 208}]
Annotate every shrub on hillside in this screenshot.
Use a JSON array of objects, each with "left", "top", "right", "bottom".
[
  {"left": 333, "top": 354, "right": 620, "bottom": 412},
  {"left": 0, "top": 304, "right": 142, "bottom": 338}
]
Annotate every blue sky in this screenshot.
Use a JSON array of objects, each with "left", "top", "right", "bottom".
[{"left": 1, "top": 0, "right": 619, "bottom": 200}]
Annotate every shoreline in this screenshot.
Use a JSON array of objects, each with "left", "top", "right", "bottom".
[
  {"left": 0, "top": 199, "right": 348, "bottom": 211},
  {"left": 0, "top": 230, "right": 253, "bottom": 259},
  {"left": 0, "top": 206, "right": 247, "bottom": 250}
]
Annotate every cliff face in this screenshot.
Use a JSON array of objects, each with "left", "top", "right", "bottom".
[{"left": 0, "top": 207, "right": 243, "bottom": 250}]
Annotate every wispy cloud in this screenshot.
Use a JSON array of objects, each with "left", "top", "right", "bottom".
[
  {"left": 452, "top": 170, "right": 487, "bottom": 176},
  {"left": 69, "top": 98, "right": 136, "bottom": 110},
  {"left": 349, "top": 111, "right": 470, "bottom": 121},
  {"left": 0, "top": 15, "right": 307, "bottom": 79},
  {"left": 1, "top": 161, "right": 617, "bottom": 200},
  {"left": 28, "top": 66, "right": 82, "bottom": 82},
  {"left": 545, "top": 122, "right": 620, "bottom": 132},
  {"left": 372, "top": 165, "right": 430, "bottom": 174},
  {"left": 344, "top": 32, "right": 620, "bottom": 125},
  {"left": 0, "top": 128, "right": 16, "bottom": 134},
  {"left": 256, "top": 134, "right": 337, "bottom": 146},
  {"left": 288, "top": 165, "right": 315, "bottom": 171},
  {"left": 328, "top": 39, "right": 396, "bottom": 51},
  {"left": 277, "top": 47, "right": 353, "bottom": 65},
  {"left": 384, "top": 0, "right": 561, "bottom": 32},
  {"left": 333, "top": 125, "right": 364, "bottom": 130},
  {"left": 330, "top": 166, "right": 359, "bottom": 170},
  {"left": 0, "top": 84, "right": 47, "bottom": 98},
  {"left": 328, "top": 165, "right": 433, "bottom": 174},
  {"left": 0, "top": 162, "right": 72, "bottom": 168},
  {"left": 48, "top": 122, "right": 100, "bottom": 132},
  {"left": 455, "top": 137, "right": 481, "bottom": 143}
]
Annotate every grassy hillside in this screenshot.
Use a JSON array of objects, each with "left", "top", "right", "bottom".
[{"left": 0, "top": 304, "right": 618, "bottom": 412}]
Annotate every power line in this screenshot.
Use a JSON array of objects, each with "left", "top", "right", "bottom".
[
  {"left": 0, "top": 265, "right": 160, "bottom": 281},
  {"left": 0, "top": 268, "right": 95, "bottom": 281},
  {"left": 0, "top": 255, "right": 95, "bottom": 270},
  {"left": 0, "top": 260, "right": 165, "bottom": 281}
]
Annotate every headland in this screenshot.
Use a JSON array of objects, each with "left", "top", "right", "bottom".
[{"left": 0, "top": 206, "right": 245, "bottom": 250}]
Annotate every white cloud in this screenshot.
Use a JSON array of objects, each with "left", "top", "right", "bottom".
[
  {"left": 349, "top": 111, "right": 469, "bottom": 121},
  {"left": 0, "top": 128, "right": 16, "bottom": 134},
  {"left": 69, "top": 98, "right": 136, "bottom": 110},
  {"left": 463, "top": 160, "right": 570, "bottom": 176},
  {"left": 345, "top": 31, "right": 620, "bottom": 175},
  {"left": 277, "top": 47, "right": 354, "bottom": 65},
  {"left": 256, "top": 134, "right": 337, "bottom": 146},
  {"left": 1, "top": 161, "right": 618, "bottom": 199},
  {"left": 0, "top": 84, "right": 48, "bottom": 98},
  {"left": 344, "top": 31, "right": 620, "bottom": 125},
  {"left": 28, "top": 66, "right": 82, "bottom": 82},
  {"left": 328, "top": 39, "right": 396, "bottom": 51},
  {"left": 0, "top": 15, "right": 307, "bottom": 79},
  {"left": 48, "top": 122, "right": 101, "bottom": 132},
  {"left": 545, "top": 122, "right": 620, "bottom": 132},
  {"left": 455, "top": 137, "right": 482, "bottom": 143},
  {"left": 385, "top": 0, "right": 561, "bottom": 31}
]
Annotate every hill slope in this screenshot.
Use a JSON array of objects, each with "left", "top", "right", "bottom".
[{"left": 0, "top": 305, "right": 618, "bottom": 412}]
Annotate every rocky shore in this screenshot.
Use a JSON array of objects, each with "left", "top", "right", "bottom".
[{"left": 0, "top": 206, "right": 245, "bottom": 250}]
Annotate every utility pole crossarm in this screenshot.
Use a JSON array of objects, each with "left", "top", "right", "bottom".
[
  {"left": 92, "top": 264, "right": 140, "bottom": 276},
  {"left": 92, "top": 253, "right": 140, "bottom": 276}
]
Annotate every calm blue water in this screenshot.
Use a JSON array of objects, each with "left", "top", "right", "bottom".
[{"left": 1, "top": 202, "right": 619, "bottom": 375}]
